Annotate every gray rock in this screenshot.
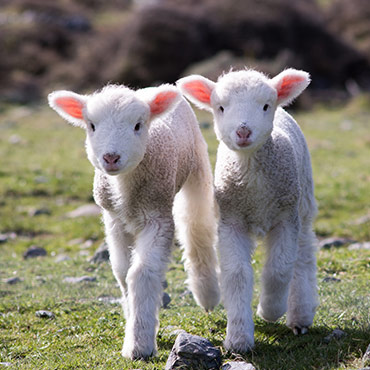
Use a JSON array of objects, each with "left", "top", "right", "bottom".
[
  {"left": 162, "top": 292, "right": 171, "bottom": 308},
  {"left": 4, "top": 277, "right": 21, "bottom": 285},
  {"left": 29, "top": 207, "right": 52, "bottom": 217},
  {"left": 348, "top": 242, "right": 370, "bottom": 251},
  {"left": 0, "top": 232, "right": 16, "bottom": 244},
  {"left": 180, "top": 289, "right": 193, "bottom": 298},
  {"left": 23, "top": 245, "right": 47, "bottom": 259},
  {"left": 34, "top": 176, "right": 49, "bottom": 184},
  {"left": 324, "top": 328, "right": 347, "bottom": 343},
  {"left": 322, "top": 276, "right": 341, "bottom": 283},
  {"left": 98, "top": 296, "right": 121, "bottom": 305},
  {"left": 352, "top": 213, "right": 370, "bottom": 225},
  {"left": 68, "top": 237, "right": 85, "bottom": 246},
  {"left": 35, "top": 310, "right": 55, "bottom": 319},
  {"left": 222, "top": 362, "right": 256, "bottom": 370},
  {"left": 90, "top": 242, "right": 109, "bottom": 263},
  {"left": 319, "top": 237, "right": 356, "bottom": 249},
  {"left": 55, "top": 254, "right": 71, "bottom": 263},
  {"left": 8, "top": 134, "right": 23, "bottom": 144},
  {"left": 165, "top": 332, "right": 222, "bottom": 370},
  {"left": 66, "top": 204, "right": 101, "bottom": 218},
  {"left": 63, "top": 276, "right": 97, "bottom": 284}
]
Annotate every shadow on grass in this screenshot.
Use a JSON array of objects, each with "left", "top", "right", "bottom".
[{"left": 226, "top": 321, "right": 370, "bottom": 370}]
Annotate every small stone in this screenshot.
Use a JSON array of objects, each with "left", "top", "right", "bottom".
[
  {"left": 180, "top": 289, "right": 193, "bottom": 298},
  {"left": 222, "top": 362, "right": 256, "bottom": 370},
  {"left": 322, "top": 276, "right": 341, "bottom": 283},
  {"left": 352, "top": 214, "right": 370, "bottom": 225},
  {"left": 66, "top": 204, "right": 101, "bottom": 218},
  {"left": 35, "top": 310, "right": 55, "bottom": 319},
  {"left": 80, "top": 239, "right": 94, "bottom": 249},
  {"left": 55, "top": 254, "right": 71, "bottom": 263},
  {"left": 348, "top": 242, "right": 370, "bottom": 251},
  {"left": 23, "top": 246, "right": 47, "bottom": 259},
  {"left": 0, "top": 362, "right": 12, "bottom": 367},
  {"left": 0, "top": 232, "right": 17, "bottom": 244},
  {"left": 4, "top": 277, "right": 21, "bottom": 285},
  {"left": 319, "top": 237, "right": 356, "bottom": 249},
  {"left": 68, "top": 238, "right": 85, "bottom": 246},
  {"left": 324, "top": 328, "right": 347, "bottom": 343},
  {"left": 63, "top": 276, "right": 97, "bottom": 284},
  {"left": 34, "top": 176, "right": 49, "bottom": 184},
  {"left": 165, "top": 332, "right": 222, "bottom": 370},
  {"left": 90, "top": 242, "right": 109, "bottom": 263},
  {"left": 8, "top": 134, "right": 23, "bottom": 144},
  {"left": 98, "top": 296, "right": 121, "bottom": 305},
  {"left": 162, "top": 292, "right": 171, "bottom": 308},
  {"left": 29, "top": 207, "right": 51, "bottom": 217},
  {"left": 0, "top": 234, "right": 8, "bottom": 244}
]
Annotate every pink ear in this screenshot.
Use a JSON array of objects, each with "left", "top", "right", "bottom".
[
  {"left": 276, "top": 75, "right": 306, "bottom": 100},
  {"left": 270, "top": 69, "right": 310, "bottom": 106},
  {"left": 182, "top": 80, "right": 212, "bottom": 104},
  {"left": 149, "top": 91, "right": 178, "bottom": 116},
  {"left": 55, "top": 97, "right": 84, "bottom": 119}
]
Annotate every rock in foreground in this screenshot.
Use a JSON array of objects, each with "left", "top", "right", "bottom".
[{"left": 165, "top": 332, "right": 221, "bottom": 370}]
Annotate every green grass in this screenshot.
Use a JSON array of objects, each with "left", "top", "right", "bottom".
[{"left": 0, "top": 98, "right": 369, "bottom": 369}]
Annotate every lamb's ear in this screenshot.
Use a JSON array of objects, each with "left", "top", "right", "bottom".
[
  {"left": 270, "top": 69, "right": 310, "bottom": 107},
  {"left": 141, "top": 85, "right": 181, "bottom": 119},
  {"left": 48, "top": 90, "right": 87, "bottom": 128},
  {"left": 177, "top": 75, "right": 215, "bottom": 112}
]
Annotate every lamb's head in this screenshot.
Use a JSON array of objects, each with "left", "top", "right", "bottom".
[
  {"left": 178, "top": 68, "right": 310, "bottom": 152},
  {"left": 48, "top": 84, "right": 180, "bottom": 175}
]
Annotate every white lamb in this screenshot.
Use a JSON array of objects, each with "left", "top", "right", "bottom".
[
  {"left": 48, "top": 84, "right": 220, "bottom": 359},
  {"left": 178, "top": 68, "right": 318, "bottom": 353}
]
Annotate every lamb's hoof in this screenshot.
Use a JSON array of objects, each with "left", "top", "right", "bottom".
[
  {"left": 122, "top": 343, "right": 155, "bottom": 360},
  {"left": 292, "top": 326, "right": 308, "bottom": 335},
  {"left": 224, "top": 333, "right": 254, "bottom": 354}
]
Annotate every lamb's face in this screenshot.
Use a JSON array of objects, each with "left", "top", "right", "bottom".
[
  {"left": 178, "top": 68, "right": 310, "bottom": 154},
  {"left": 84, "top": 90, "right": 150, "bottom": 175},
  {"left": 211, "top": 71, "right": 277, "bottom": 152},
  {"left": 48, "top": 84, "right": 180, "bottom": 177}
]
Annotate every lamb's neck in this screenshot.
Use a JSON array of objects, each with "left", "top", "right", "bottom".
[{"left": 111, "top": 168, "right": 138, "bottom": 195}]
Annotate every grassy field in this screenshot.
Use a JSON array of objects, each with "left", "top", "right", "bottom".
[{"left": 0, "top": 97, "right": 369, "bottom": 369}]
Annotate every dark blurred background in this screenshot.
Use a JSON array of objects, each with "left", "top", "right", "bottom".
[{"left": 1, "top": 0, "right": 370, "bottom": 106}]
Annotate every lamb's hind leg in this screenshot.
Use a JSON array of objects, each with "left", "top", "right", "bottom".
[
  {"left": 257, "top": 220, "right": 299, "bottom": 322},
  {"left": 173, "top": 170, "right": 220, "bottom": 311},
  {"left": 286, "top": 221, "right": 318, "bottom": 334}
]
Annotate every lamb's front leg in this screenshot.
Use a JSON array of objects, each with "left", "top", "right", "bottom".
[
  {"left": 122, "top": 216, "right": 173, "bottom": 360},
  {"left": 257, "top": 220, "right": 299, "bottom": 322},
  {"left": 103, "top": 210, "right": 133, "bottom": 320},
  {"left": 218, "top": 221, "right": 255, "bottom": 353}
]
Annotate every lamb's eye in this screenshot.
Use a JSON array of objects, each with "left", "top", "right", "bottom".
[
  {"left": 219, "top": 106, "right": 224, "bottom": 113},
  {"left": 263, "top": 104, "right": 269, "bottom": 111},
  {"left": 134, "top": 122, "right": 141, "bottom": 132},
  {"left": 90, "top": 122, "right": 95, "bottom": 132}
]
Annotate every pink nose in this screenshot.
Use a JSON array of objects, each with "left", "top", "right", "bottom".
[
  {"left": 236, "top": 126, "right": 252, "bottom": 139},
  {"left": 103, "top": 153, "right": 120, "bottom": 165}
]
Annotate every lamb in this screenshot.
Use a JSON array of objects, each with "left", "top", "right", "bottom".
[
  {"left": 48, "top": 84, "right": 220, "bottom": 359},
  {"left": 177, "top": 68, "right": 318, "bottom": 353}
]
